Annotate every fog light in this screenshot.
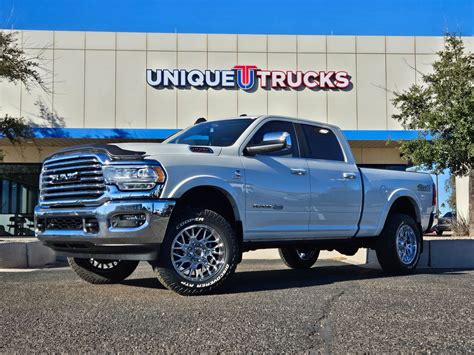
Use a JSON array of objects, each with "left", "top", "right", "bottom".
[
  {"left": 111, "top": 214, "right": 146, "bottom": 228},
  {"left": 36, "top": 218, "right": 45, "bottom": 233},
  {"left": 85, "top": 218, "right": 99, "bottom": 233}
]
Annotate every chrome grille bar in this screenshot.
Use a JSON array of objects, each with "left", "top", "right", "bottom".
[
  {"left": 42, "top": 190, "right": 105, "bottom": 198},
  {"left": 43, "top": 158, "right": 99, "bottom": 168},
  {"left": 42, "top": 183, "right": 105, "bottom": 192},
  {"left": 40, "top": 154, "right": 106, "bottom": 206},
  {"left": 42, "top": 164, "right": 102, "bottom": 174},
  {"left": 41, "top": 176, "right": 104, "bottom": 186}
]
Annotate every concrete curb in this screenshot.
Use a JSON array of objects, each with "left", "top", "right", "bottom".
[
  {"left": 0, "top": 238, "right": 56, "bottom": 268},
  {"left": 367, "top": 237, "right": 474, "bottom": 269},
  {"left": 426, "top": 237, "right": 474, "bottom": 268}
]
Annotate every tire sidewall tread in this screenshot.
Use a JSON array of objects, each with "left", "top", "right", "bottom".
[
  {"left": 376, "top": 213, "right": 422, "bottom": 274},
  {"left": 154, "top": 208, "right": 239, "bottom": 296},
  {"left": 278, "top": 247, "right": 320, "bottom": 269},
  {"left": 68, "top": 258, "right": 138, "bottom": 284}
]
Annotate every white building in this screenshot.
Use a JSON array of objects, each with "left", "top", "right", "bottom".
[{"left": 0, "top": 29, "right": 472, "bottom": 235}]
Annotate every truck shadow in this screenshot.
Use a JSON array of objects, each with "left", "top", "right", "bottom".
[
  {"left": 218, "top": 265, "right": 471, "bottom": 294},
  {"left": 122, "top": 260, "right": 471, "bottom": 294}
]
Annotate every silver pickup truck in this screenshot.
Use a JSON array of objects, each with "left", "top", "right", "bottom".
[{"left": 35, "top": 115, "right": 435, "bottom": 295}]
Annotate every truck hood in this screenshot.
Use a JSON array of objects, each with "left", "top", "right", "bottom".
[
  {"left": 114, "top": 142, "right": 222, "bottom": 157},
  {"left": 48, "top": 142, "right": 222, "bottom": 161}
]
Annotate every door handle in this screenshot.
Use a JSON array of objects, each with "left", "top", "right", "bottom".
[
  {"left": 342, "top": 172, "right": 357, "bottom": 179},
  {"left": 290, "top": 168, "right": 307, "bottom": 175}
]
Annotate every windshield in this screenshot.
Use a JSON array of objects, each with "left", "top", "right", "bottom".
[{"left": 165, "top": 119, "right": 253, "bottom": 147}]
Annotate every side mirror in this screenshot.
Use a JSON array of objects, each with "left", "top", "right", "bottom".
[{"left": 245, "top": 131, "right": 291, "bottom": 156}]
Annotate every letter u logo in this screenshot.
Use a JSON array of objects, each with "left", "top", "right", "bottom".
[{"left": 233, "top": 65, "right": 258, "bottom": 90}]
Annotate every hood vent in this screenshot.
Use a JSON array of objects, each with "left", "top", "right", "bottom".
[{"left": 189, "top": 146, "right": 214, "bottom": 154}]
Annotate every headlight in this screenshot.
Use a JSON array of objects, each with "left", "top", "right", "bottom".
[{"left": 103, "top": 165, "right": 166, "bottom": 191}]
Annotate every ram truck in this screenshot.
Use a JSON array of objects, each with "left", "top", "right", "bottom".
[{"left": 35, "top": 116, "right": 435, "bottom": 295}]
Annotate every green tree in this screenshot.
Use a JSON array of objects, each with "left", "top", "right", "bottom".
[
  {"left": 392, "top": 34, "right": 473, "bottom": 177},
  {"left": 444, "top": 174, "right": 456, "bottom": 212},
  {"left": 0, "top": 31, "right": 49, "bottom": 149}
]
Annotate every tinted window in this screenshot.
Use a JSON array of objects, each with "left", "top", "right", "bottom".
[
  {"left": 165, "top": 119, "right": 253, "bottom": 147},
  {"left": 301, "top": 124, "right": 344, "bottom": 161},
  {"left": 248, "top": 120, "right": 298, "bottom": 158},
  {"left": 1, "top": 164, "right": 40, "bottom": 237},
  {"left": 358, "top": 164, "right": 407, "bottom": 171}
]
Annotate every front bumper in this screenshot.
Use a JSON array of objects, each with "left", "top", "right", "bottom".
[{"left": 34, "top": 200, "right": 175, "bottom": 260}]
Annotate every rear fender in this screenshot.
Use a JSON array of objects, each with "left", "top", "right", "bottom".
[{"left": 375, "top": 188, "right": 422, "bottom": 235}]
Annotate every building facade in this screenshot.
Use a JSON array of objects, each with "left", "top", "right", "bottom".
[{"left": 0, "top": 29, "right": 472, "bottom": 235}]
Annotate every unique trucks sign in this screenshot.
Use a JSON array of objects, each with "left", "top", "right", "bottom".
[{"left": 146, "top": 65, "right": 351, "bottom": 91}]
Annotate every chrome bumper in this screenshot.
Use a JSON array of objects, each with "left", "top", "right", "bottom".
[{"left": 34, "top": 200, "right": 175, "bottom": 260}]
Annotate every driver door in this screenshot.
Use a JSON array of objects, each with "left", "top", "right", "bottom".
[{"left": 241, "top": 120, "right": 310, "bottom": 240}]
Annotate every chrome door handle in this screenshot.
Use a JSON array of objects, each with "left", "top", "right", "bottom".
[
  {"left": 343, "top": 172, "right": 357, "bottom": 179},
  {"left": 290, "top": 168, "right": 307, "bottom": 175}
]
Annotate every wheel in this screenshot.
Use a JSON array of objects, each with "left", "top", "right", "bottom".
[
  {"left": 278, "top": 247, "right": 320, "bottom": 269},
  {"left": 436, "top": 230, "right": 443, "bottom": 236},
  {"left": 153, "top": 208, "right": 239, "bottom": 296},
  {"left": 68, "top": 258, "right": 139, "bottom": 284},
  {"left": 375, "top": 213, "right": 421, "bottom": 274}
]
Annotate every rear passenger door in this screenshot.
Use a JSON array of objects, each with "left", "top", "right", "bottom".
[{"left": 297, "top": 124, "right": 362, "bottom": 238}]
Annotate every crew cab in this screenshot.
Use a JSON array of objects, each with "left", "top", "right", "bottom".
[{"left": 35, "top": 116, "right": 435, "bottom": 295}]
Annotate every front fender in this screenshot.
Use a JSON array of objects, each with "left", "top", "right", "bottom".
[
  {"left": 375, "top": 188, "right": 422, "bottom": 235},
  {"left": 164, "top": 175, "right": 243, "bottom": 221}
]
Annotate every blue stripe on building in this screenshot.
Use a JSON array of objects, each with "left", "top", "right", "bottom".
[
  {"left": 1, "top": 0, "right": 472, "bottom": 36},
  {"left": 7, "top": 128, "right": 431, "bottom": 141},
  {"left": 30, "top": 128, "right": 179, "bottom": 140}
]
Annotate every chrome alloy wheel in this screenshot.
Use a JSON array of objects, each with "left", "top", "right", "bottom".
[
  {"left": 88, "top": 259, "right": 119, "bottom": 270},
  {"left": 396, "top": 224, "right": 418, "bottom": 265},
  {"left": 171, "top": 224, "right": 226, "bottom": 282},
  {"left": 296, "top": 248, "right": 317, "bottom": 261}
]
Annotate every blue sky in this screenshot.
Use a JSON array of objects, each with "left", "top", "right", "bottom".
[{"left": 1, "top": 0, "right": 472, "bottom": 36}]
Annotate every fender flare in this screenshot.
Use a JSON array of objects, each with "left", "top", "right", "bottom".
[
  {"left": 375, "top": 188, "right": 422, "bottom": 235},
  {"left": 166, "top": 175, "right": 243, "bottom": 221}
]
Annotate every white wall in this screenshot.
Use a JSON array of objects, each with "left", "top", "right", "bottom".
[
  {"left": 1, "top": 30, "right": 472, "bottom": 131},
  {"left": 456, "top": 175, "right": 470, "bottom": 219}
]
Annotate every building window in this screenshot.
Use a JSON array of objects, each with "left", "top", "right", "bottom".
[{"left": 0, "top": 164, "right": 41, "bottom": 236}]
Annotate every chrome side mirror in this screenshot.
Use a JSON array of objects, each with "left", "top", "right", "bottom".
[
  {"left": 245, "top": 131, "right": 291, "bottom": 156},
  {"left": 263, "top": 131, "right": 292, "bottom": 148}
]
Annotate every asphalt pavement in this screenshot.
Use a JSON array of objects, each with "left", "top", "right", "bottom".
[{"left": 1, "top": 259, "right": 473, "bottom": 353}]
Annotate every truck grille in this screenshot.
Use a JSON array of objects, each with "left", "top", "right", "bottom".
[
  {"left": 45, "top": 217, "right": 83, "bottom": 230},
  {"left": 40, "top": 155, "right": 106, "bottom": 206},
  {"left": 36, "top": 216, "right": 100, "bottom": 233}
]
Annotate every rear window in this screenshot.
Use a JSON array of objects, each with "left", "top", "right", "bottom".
[{"left": 301, "top": 124, "right": 345, "bottom": 161}]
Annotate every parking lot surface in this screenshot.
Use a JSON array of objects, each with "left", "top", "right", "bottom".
[{"left": 1, "top": 259, "right": 473, "bottom": 353}]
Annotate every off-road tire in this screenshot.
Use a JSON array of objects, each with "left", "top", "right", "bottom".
[
  {"left": 68, "top": 258, "right": 139, "bottom": 284},
  {"left": 375, "top": 213, "right": 421, "bottom": 274},
  {"left": 153, "top": 208, "right": 239, "bottom": 296},
  {"left": 279, "top": 247, "right": 320, "bottom": 269}
]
